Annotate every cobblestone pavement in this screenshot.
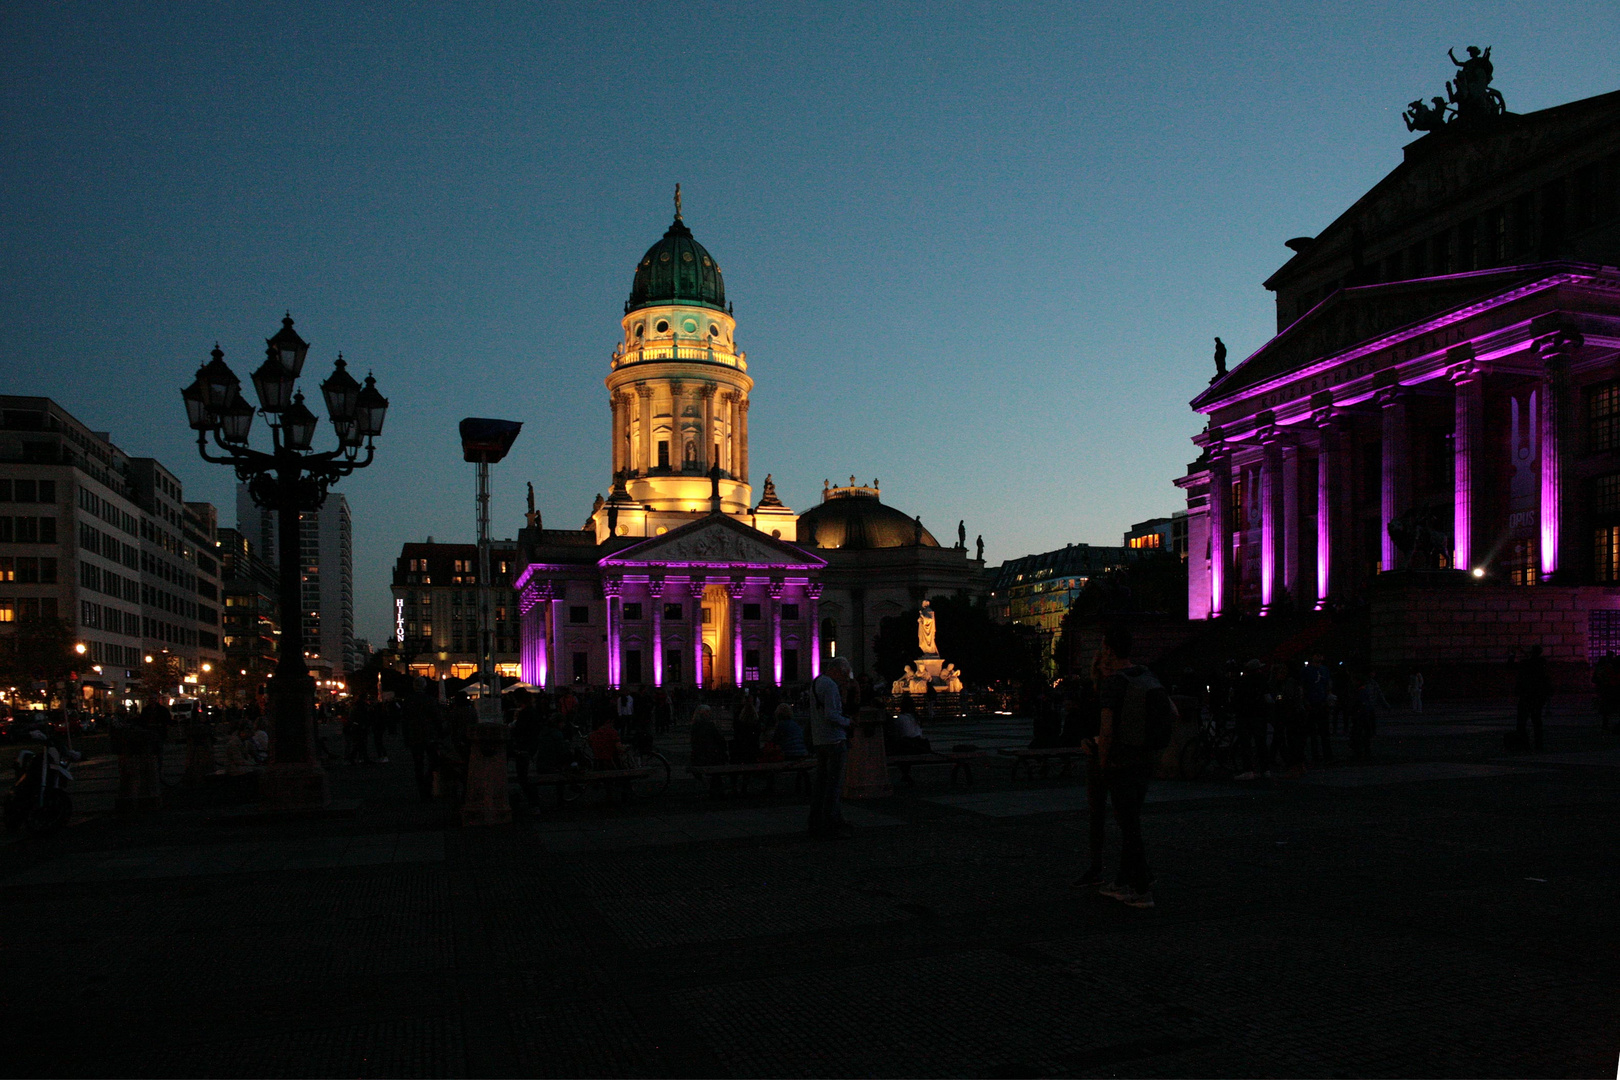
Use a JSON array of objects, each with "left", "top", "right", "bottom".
[{"left": 2, "top": 700, "right": 1615, "bottom": 1077}]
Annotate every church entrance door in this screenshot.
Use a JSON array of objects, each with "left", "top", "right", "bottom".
[{"left": 701, "top": 583, "right": 732, "bottom": 684}]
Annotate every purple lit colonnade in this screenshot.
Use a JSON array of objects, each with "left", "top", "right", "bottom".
[
  {"left": 514, "top": 560, "right": 823, "bottom": 689},
  {"left": 1180, "top": 266, "right": 1610, "bottom": 619}
]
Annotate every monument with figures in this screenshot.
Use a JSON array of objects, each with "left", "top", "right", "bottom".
[{"left": 890, "top": 599, "right": 965, "bottom": 696}]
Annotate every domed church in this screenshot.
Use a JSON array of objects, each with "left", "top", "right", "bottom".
[{"left": 514, "top": 193, "right": 983, "bottom": 688}]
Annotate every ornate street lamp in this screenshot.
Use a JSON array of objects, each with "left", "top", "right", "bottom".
[{"left": 181, "top": 314, "right": 388, "bottom": 810}]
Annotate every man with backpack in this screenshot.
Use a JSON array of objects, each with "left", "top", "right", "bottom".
[
  {"left": 1093, "top": 624, "right": 1176, "bottom": 909},
  {"left": 807, "top": 657, "right": 855, "bottom": 839}
]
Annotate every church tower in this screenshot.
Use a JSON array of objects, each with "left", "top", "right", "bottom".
[{"left": 594, "top": 190, "right": 756, "bottom": 541}]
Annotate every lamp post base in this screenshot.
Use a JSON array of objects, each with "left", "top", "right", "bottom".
[{"left": 259, "top": 761, "right": 331, "bottom": 811}]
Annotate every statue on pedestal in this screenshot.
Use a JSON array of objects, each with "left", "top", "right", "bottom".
[{"left": 917, "top": 600, "right": 938, "bottom": 656}]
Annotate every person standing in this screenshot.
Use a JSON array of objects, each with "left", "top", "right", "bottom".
[
  {"left": 1074, "top": 651, "right": 1109, "bottom": 889},
  {"left": 1408, "top": 670, "right": 1425, "bottom": 715},
  {"left": 507, "top": 690, "right": 542, "bottom": 810},
  {"left": 1302, "top": 655, "right": 1333, "bottom": 764},
  {"left": 808, "top": 657, "right": 854, "bottom": 839},
  {"left": 401, "top": 678, "right": 440, "bottom": 802},
  {"left": 1515, "top": 645, "right": 1551, "bottom": 752},
  {"left": 1094, "top": 625, "right": 1173, "bottom": 909}
]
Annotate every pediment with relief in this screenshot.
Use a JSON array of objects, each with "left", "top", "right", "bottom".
[{"left": 601, "top": 516, "right": 824, "bottom": 569}]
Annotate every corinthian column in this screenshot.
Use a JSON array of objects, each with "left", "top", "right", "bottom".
[
  {"left": 738, "top": 398, "right": 750, "bottom": 483},
  {"left": 1536, "top": 323, "right": 1583, "bottom": 582},
  {"left": 1207, "top": 447, "right": 1232, "bottom": 618},
  {"left": 1259, "top": 430, "right": 1283, "bottom": 615},
  {"left": 807, "top": 582, "right": 822, "bottom": 679},
  {"left": 1448, "top": 349, "right": 1483, "bottom": 573},
  {"left": 637, "top": 384, "right": 654, "bottom": 476},
  {"left": 1378, "top": 386, "right": 1410, "bottom": 573},
  {"left": 1311, "top": 410, "right": 1337, "bottom": 609},
  {"left": 609, "top": 393, "right": 623, "bottom": 478},
  {"left": 649, "top": 576, "right": 665, "bottom": 686}
]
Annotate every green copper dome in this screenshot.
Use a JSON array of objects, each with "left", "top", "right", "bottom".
[{"left": 626, "top": 217, "right": 728, "bottom": 314}]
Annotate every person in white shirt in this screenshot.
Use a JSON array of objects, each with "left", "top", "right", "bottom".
[{"left": 808, "top": 657, "right": 854, "bottom": 838}]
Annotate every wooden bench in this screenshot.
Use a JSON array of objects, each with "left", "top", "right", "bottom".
[
  {"left": 998, "top": 747, "right": 1088, "bottom": 781},
  {"left": 886, "top": 751, "right": 991, "bottom": 786},
  {"left": 688, "top": 758, "right": 816, "bottom": 796},
  {"left": 530, "top": 767, "right": 651, "bottom": 804}
]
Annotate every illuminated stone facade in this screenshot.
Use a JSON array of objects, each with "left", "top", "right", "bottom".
[
  {"left": 513, "top": 203, "right": 983, "bottom": 688},
  {"left": 1179, "top": 87, "right": 1620, "bottom": 678}
]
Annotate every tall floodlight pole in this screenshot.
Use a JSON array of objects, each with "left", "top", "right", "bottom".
[
  {"left": 183, "top": 315, "right": 389, "bottom": 810},
  {"left": 458, "top": 418, "right": 522, "bottom": 712}
]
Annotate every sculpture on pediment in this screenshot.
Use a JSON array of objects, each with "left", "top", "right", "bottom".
[
  {"left": 1403, "top": 46, "right": 1506, "bottom": 132},
  {"left": 1212, "top": 336, "right": 1228, "bottom": 382},
  {"left": 1403, "top": 96, "right": 1450, "bottom": 133},
  {"left": 957, "top": 520, "right": 966, "bottom": 550},
  {"left": 976, "top": 534, "right": 984, "bottom": 562}
]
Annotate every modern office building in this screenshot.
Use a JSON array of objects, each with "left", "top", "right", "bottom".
[
  {"left": 0, "top": 397, "right": 223, "bottom": 703},
  {"left": 217, "top": 526, "right": 279, "bottom": 701},
  {"left": 238, "top": 486, "right": 355, "bottom": 673}
]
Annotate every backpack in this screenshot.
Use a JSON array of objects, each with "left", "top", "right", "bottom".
[{"left": 1116, "top": 667, "right": 1176, "bottom": 752}]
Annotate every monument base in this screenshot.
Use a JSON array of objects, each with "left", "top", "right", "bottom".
[{"left": 891, "top": 655, "right": 964, "bottom": 697}]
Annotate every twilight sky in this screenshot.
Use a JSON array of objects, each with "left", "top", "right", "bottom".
[{"left": 3, "top": 2, "right": 1616, "bottom": 644}]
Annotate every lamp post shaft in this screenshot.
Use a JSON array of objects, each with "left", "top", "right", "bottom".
[{"left": 269, "top": 464, "right": 317, "bottom": 766}]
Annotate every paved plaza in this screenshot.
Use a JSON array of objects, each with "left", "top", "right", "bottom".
[{"left": 3, "top": 701, "right": 1616, "bottom": 1078}]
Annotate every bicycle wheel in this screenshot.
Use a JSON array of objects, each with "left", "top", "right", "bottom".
[
  {"left": 631, "top": 751, "right": 670, "bottom": 799},
  {"left": 1179, "top": 737, "right": 1210, "bottom": 781}
]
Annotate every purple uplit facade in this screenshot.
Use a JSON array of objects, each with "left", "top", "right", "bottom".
[
  {"left": 514, "top": 515, "right": 825, "bottom": 690},
  {"left": 1178, "top": 86, "right": 1620, "bottom": 684}
]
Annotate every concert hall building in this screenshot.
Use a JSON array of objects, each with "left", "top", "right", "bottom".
[{"left": 1178, "top": 85, "right": 1620, "bottom": 681}]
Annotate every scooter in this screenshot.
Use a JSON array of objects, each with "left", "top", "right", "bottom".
[{"left": 5, "top": 729, "right": 78, "bottom": 835}]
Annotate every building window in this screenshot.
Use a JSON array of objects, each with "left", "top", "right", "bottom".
[
  {"left": 657, "top": 441, "right": 669, "bottom": 468},
  {"left": 624, "top": 649, "right": 642, "bottom": 684},
  {"left": 1595, "top": 525, "right": 1620, "bottom": 584},
  {"left": 782, "top": 603, "right": 799, "bottom": 620},
  {"left": 782, "top": 648, "right": 799, "bottom": 683},
  {"left": 622, "top": 602, "right": 643, "bottom": 621},
  {"left": 700, "top": 606, "right": 711, "bottom": 624},
  {"left": 663, "top": 602, "right": 682, "bottom": 621},
  {"left": 570, "top": 605, "right": 589, "bottom": 624},
  {"left": 1591, "top": 610, "right": 1620, "bottom": 661},
  {"left": 572, "top": 652, "right": 589, "bottom": 683},
  {"left": 821, "top": 618, "right": 837, "bottom": 657},
  {"left": 1590, "top": 382, "right": 1620, "bottom": 452},
  {"left": 665, "top": 650, "right": 682, "bottom": 684},
  {"left": 743, "top": 648, "right": 761, "bottom": 683},
  {"left": 0, "top": 600, "right": 12, "bottom": 623},
  {"left": 742, "top": 602, "right": 761, "bottom": 620},
  {"left": 1507, "top": 538, "right": 1538, "bottom": 586}
]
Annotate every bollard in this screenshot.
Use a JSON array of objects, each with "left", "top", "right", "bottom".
[
  {"left": 842, "top": 705, "right": 892, "bottom": 799},
  {"left": 461, "top": 721, "right": 512, "bottom": 826}
]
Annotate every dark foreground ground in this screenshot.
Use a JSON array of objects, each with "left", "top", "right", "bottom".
[{"left": 2, "top": 701, "right": 1616, "bottom": 1078}]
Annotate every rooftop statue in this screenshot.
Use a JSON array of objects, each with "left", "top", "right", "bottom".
[
  {"left": 1403, "top": 96, "right": 1450, "bottom": 132},
  {"left": 1403, "top": 46, "right": 1506, "bottom": 132},
  {"left": 1211, "top": 336, "right": 1228, "bottom": 382}
]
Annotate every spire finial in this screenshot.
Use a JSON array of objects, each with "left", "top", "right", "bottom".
[{"left": 674, "top": 183, "right": 682, "bottom": 221}]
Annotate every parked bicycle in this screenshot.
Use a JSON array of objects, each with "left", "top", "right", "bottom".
[{"left": 1179, "top": 710, "right": 1240, "bottom": 780}]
